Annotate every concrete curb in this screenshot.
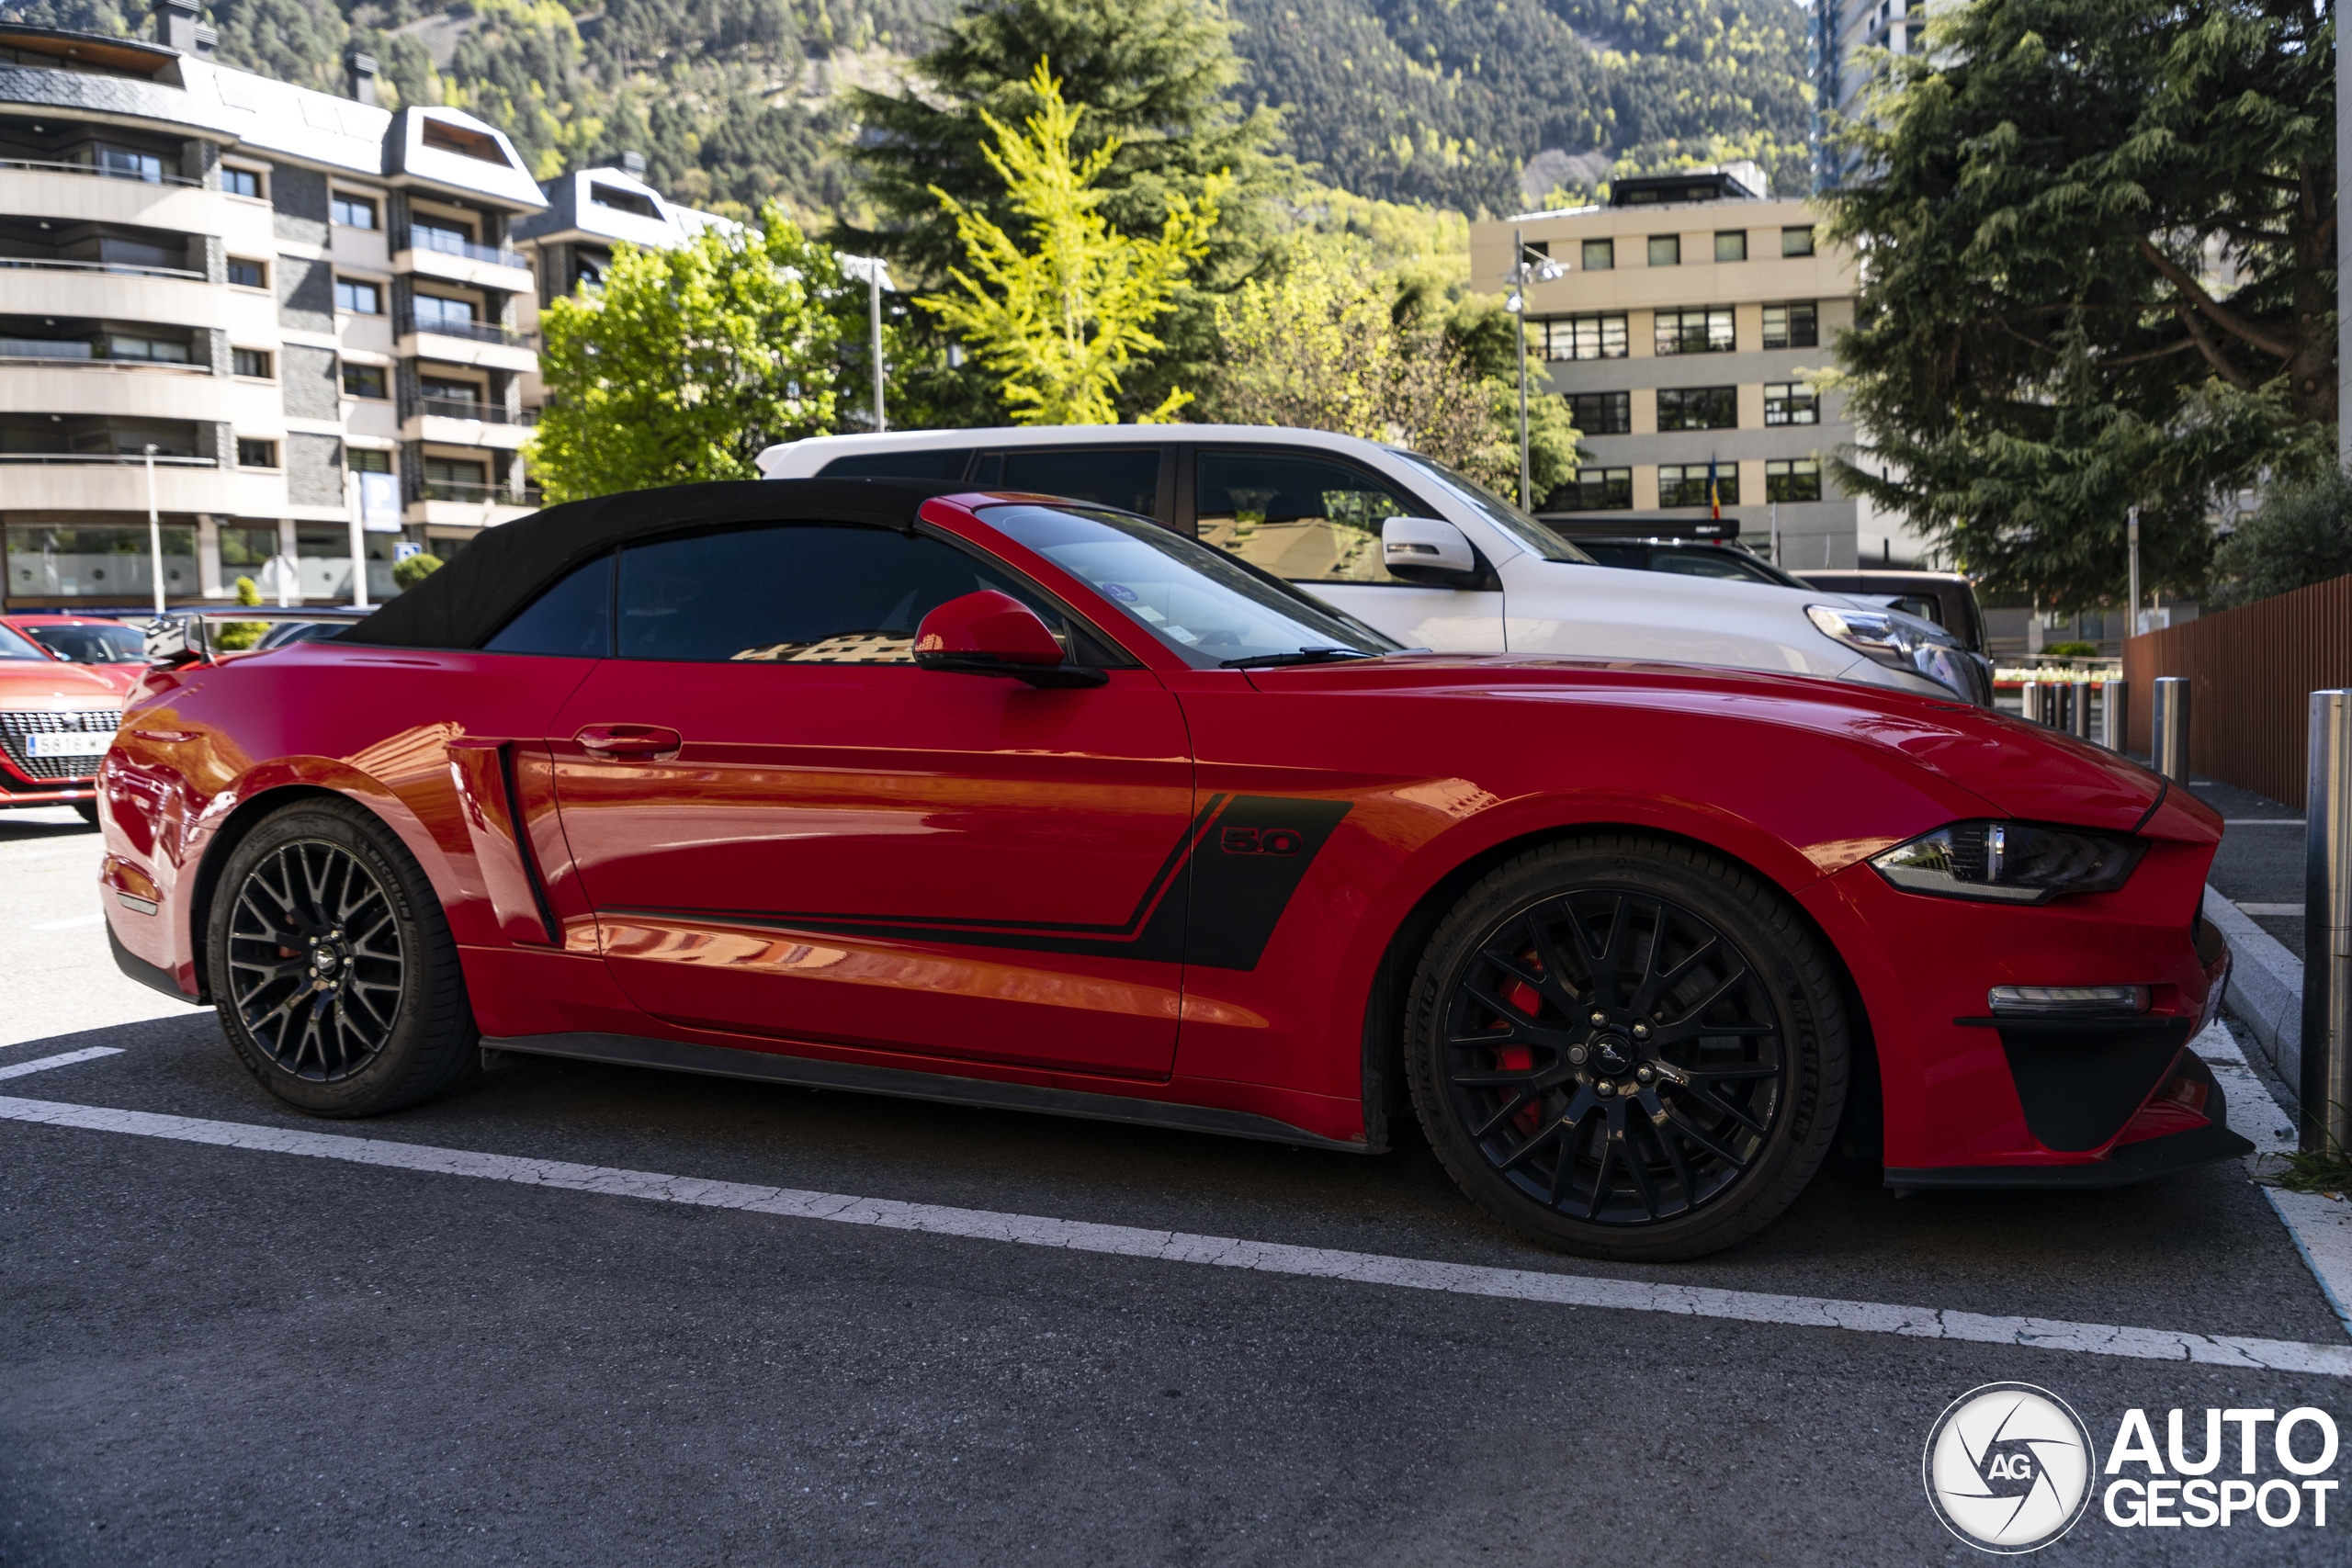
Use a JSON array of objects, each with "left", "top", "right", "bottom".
[{"left": 2204, "top": 885, "right": 2304, "bottom": 1094}]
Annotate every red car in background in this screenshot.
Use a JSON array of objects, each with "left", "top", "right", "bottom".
[
  {"left": 0, "top": 619, "right": 122, "bottom": 823},
  {"left": 2, "top": 613, "right": 151, "bottom": 697},
  {"left": 97, "top": 480, "right": 2245, "bottom": 1260}
]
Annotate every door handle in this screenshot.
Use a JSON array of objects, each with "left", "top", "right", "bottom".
[{"left": 575, "top": 723, "right": 683, "bottom": 760}]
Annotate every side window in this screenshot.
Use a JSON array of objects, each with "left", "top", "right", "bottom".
[
  {"left": 615, "top": 523, "right": 1065, "bottom": 664},
  {"left": 484, "top": 553, "right": 614, "bottom": 657},
  {"left": 817, "top": 448, "right": 974, "bottom": 479},
  {"left": 1194, "top": 449, "right": 1420, "bottom": 585},
  {"left": 973, "top": 448, "right": 1161, "bottom": 517}
]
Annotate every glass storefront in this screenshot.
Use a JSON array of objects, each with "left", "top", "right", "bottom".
[{"left": 6, "top": 523, "right": 198, "bottom": 601}]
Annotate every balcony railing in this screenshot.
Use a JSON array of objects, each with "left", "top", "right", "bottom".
[
  {"left": 0, "top": 452, "right": 217, "bottom": 466},
  {"left": 0, "top": 157, "right": 201, "bottom": 188},
  {"left": 0, "top": 256, "right": 208, "bottom": 281},
  {"left": 417, "top": 479, "right": 521, "bottom": 504},
  {"left": 0, "top": 341, "right": 209, "bottom": 369},
  {"left": 403, "top": 226, "right": 525, "bottom": 268},
  {"left": 414, "top": 396, "right": 537, "bottom": 425},
  {"left": 396, "top": 313, "right": 532, "bottom": 348}
]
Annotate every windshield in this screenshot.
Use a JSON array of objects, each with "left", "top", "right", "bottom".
[
  {"left": 23, "top": 621, "right": 145, "bottom": 664},
  {"left": 0, "top": 624, "right": 47, "bottom": 660},
  {"left": 979, "top": 504, "right": 1398, "bottom": 668},
  {"left": 1383, "top": 450, "right": 1595, "bottom": 565}
]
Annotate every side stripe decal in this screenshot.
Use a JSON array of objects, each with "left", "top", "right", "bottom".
[{"left": 606, "top": 794, "right": 1352, "bottom": 971}]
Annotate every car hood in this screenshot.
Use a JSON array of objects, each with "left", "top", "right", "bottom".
[
  {"left": 1247, "top": 653, "right": 2190, "bottom": 839},
  {"left": 0, "top": 660, "right": 125, "bottom": 705}
]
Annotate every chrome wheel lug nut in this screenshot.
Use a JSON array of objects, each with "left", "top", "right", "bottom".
[
  {"left": 1595, "top": 1081, "right": 1612, "bottom": 1096},
  {"left": 1636, "top": 1066, "right": 1654, "bottom": 1083},
  {"left": 1589, "top": 1011, "right": 1607, "bottom": 1026},
  {"left": 1632, "top": 1022, "right": 1650, "bottom": 1039},
  {"left": 1567, "top": 1045, "right": 1588, "bottom": 1065}
]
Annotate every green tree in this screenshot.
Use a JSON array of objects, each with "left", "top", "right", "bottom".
[
  {"left": 1822, "top": 0, "right": 2335, "bottom": 609},
  {"left": 391, "top": 552, "right": 445, "bottom": 592},
  {"left": 213, "top": 575, "right": 266, "bottom": 652},
  {"left": 1204, "top": 238, "right": 1578, "bottom": 496},
  {"left": 528, "top": 205, "right": 862, "bottom": 502},
  {"left": 2209, "top": 469, "right": 2352, "bottom": 607},
  {"left": 922, "top": 63, "right": 1224, "bottom": 423},
  {"left": 847, "top": 0, "right": 1285, "bottom": 423}
]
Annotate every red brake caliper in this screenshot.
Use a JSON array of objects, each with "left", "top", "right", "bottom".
[{"left": 1500, "top": 976, "right": 1545, "bottom": 1135}]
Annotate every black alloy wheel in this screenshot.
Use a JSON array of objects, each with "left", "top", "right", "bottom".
[
  {"left": 226, "top": 839, "right": 405, "bottom": 1082},
  {"left": 209, "top": 798, "right": 480, "bottom": 1116},
  {"left": 1408, "top": 835, "right": 1849, "bottom": 1261}
]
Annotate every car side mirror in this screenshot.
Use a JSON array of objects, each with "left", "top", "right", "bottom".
[
  {"left": 913, "top": 591, "right": 1106, "bottom": 689},
  {"left": 1381, "top": 516, "right": 1482, "bottom": 586}
]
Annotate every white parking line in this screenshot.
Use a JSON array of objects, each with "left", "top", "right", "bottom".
[
  {"left": 0, "top": 1047, "right": 122, "bottom": 1080},
  {"left": 2235, "top": 904, "right": 2304, "bottom": 918},
  {"left": 2, "top": 1086, "right": 2348, "bottom": 1379},
  {"left": 28, "top": 912, "right": 106, "bottom": 932},
  {"left": 2194, "top": 1021, "right": 2352, "bottom": 1340}
]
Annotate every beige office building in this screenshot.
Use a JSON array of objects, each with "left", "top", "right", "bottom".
[
  {"left": 1470, "top": 167, "right": 1926, "bottom": 570},
  {"left": 1, "top": 2, "right": 544, "bottom": 611}
]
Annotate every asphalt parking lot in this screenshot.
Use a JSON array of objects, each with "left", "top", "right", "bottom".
[{"left": 5, "top": 805, "right": 2350, "bottom": 1565}]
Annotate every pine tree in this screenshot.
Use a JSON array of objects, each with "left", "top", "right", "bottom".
[
  {"left": 1824, "top": 0, "right": 2335, "bottom": 608},
  {"left": 922, "top": 63, "right": 1225, "bottom": 423},
  {"left": 844, "top": 0, "right": 1287, "bottom": 423}
]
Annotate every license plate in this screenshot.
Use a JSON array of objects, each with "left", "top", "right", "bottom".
[{"left": 28, "top": 730, "right": 110, "bottom": 759}]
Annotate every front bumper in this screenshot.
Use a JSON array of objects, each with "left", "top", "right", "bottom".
[{"left": 1886, "top": 1047, "right": 2252, "bottom": 1190}]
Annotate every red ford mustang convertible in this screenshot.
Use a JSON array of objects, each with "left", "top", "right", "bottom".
[{"left": 99, "top": 480, "right": 2245, "bottom": 1259}]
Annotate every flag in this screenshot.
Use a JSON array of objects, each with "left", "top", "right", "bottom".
[{"left": 1707, "top": 456, "right": 1721, "bottom": 521}]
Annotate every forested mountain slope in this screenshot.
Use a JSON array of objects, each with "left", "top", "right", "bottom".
[{"left": 2, "top": 0, "right": 1813, "bottom": 214}]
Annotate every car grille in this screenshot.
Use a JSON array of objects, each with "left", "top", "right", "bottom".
[{"left": 0, "top": 707, "right": 119, "bottom": 782}]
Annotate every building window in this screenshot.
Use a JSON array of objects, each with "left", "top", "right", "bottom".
[
  {"left": 226, "top": 257, "right": 266, "bottom": 289},
  {"left": 1580, "top": 237, "right": 1614, "bottom": 272},
  {"left": 1764, "top": 382, "right": 1819, "bottom": 426},
  {"left": 334, "top": 277, "right": 381, "bottom": 314},
  {"left": 218, "top": 524, "right": 281, "bottom": 569},
  {"left": 101, "top": 333, "right": 189, "bottom": 363},
  {"left": 1658, "top": 465, "right": 1740, "bottom": 508},
  {"left": 1557, "top": 468, "right": 1633, "bottom": 511},
  {"left": 1537, "top": 314, "right": 1627, "bottom": 361},
  {"left": 1781, "top": 225, "right": 1815, "bottom": 257},
  {"left": 1762, "top": 301, "right": 1819, "bottom": 350},
  {"left": 1766, "top": 458, "right": 1822, "bottom": 502},
  {"left": 1564, "top": 391, "right": 1631, "bottom": 436},
  {"left": 348, "top": 448, "right": 394, "bottom": 475},
  {"left": 331, "top": 192, "right": 379, "bottom": 230},
  {"left": 221, "top": 166, "right": 263, "bottom": 198},
  {"left": 1654, "top": 308, "right": 1735, "bottom": 355},
  {"left": 1648, "top": 234, "right": 1681, "bottom": 267},
  {"left": 1714, "top": 231, "right": 1747, "bottom": 263},
  {"left": 236, "top": 438, "right": 278, "bottom": 469},
  {"left": 96, "top": 145, "right": 162, "bottom": 183},
  {"left": 589, "top": 182, "right": 660, "bottom": 220},
  {"left": 413, "top": 293, "right": 479, "bottom": 331},
  {"left": 232, "top": 348, "right": 272, "bottom": 378},
  {"left": 1656, "top": 386, "right": 1738, "bottom": 431},
  {"left": 340, "top": 362, "right": 388, "bottom": 399}
]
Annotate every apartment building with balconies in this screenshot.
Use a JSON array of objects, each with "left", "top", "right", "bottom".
[
  {"left": 0, "top": 1, "right": 544, "bottom": 610},
  {"left": 1469, "top": 168, "right": 1928, "bottom": 570},
  {"left": 511, "top": 156, "right": 732, "bottom": 421}
]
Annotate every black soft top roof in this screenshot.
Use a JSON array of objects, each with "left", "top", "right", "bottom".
[{"left": 338, "top": 479, "right": 957, "bottom": 650}]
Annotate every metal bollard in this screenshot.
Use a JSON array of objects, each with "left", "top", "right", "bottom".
[
  {"left": 2150, "top": 676, "right": 2190, "bottom": 781},
  {"left": 2099, "top": 678, "right": 2128, "bottom": 751},
  {"left": 2069, "top": 678, "right": 2092, "bottom": 739},
  {"left": 2018, "top": 679, "right": 2041, "bottom": 726},
  {"left": 2304, "top": 690, "right": 2352, "bottom": 1156}
]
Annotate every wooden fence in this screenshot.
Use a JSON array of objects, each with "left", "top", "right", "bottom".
[{"left": 2121, "top": 572, "right": 2352, "bottom": 808}]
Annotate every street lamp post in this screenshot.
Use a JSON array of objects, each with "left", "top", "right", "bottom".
[
  {"left": 840, "top": 254, "right": 893, "bottom": 434},
  {"left": 2126, "top": 505, "right": 2141, "bottom": 636},
  {"left": 1501, "top": 232, "right": 1567, "bottom": 511},
  {"left": 143, "top": 443, "right": 164, "bottom": 617}
]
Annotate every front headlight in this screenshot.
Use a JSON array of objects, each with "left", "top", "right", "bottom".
[
  {"left": 1870, "top": 820, "right": 2144, "bottom": 904},
  {"left": 1806, "top": 604, "right": 1977, "bottom": 702}
]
